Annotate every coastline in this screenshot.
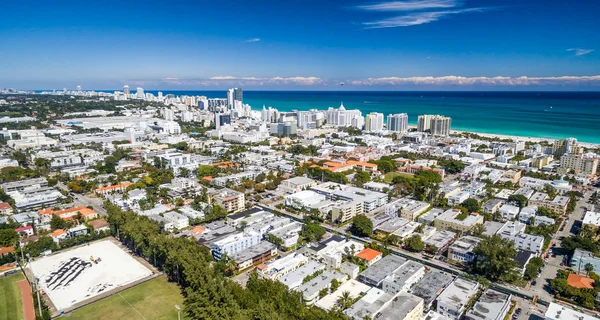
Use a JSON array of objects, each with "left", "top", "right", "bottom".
[
  {"left": 450, "top": 129, "right": 600, "bottom": 148},
  {"left": 404, "top": 125, "right": 600, "bottom": 148}
]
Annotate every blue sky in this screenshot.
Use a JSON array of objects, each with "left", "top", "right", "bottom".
[{"left": 1, "top": 0, "right": 599, "bottom": 90}]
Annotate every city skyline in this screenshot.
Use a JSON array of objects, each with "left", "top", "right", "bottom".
[{"left": 1, "top": 0, "right": 599, "bottom": 90}]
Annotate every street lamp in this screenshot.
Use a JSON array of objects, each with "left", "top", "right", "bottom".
[{"left": 175, "top": 304, "right": 181, "bottom": 320}]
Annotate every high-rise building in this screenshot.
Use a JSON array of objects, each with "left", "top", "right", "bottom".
[
  {"left": 125, "top": 128, "right": 136, "bottom": 143},
  {"left": 77, "top": 85, "right": 82, "bottom": 92},
  {"left": 417, "top": 114, "right": 433, "bottom": 132},
  {"left": 365, "top": 112, "right": 384, "bottom": 131},
  {"left": 552, "top": 138, "right": 581, "bottom": 157},
  {"left": 387, "top": 113, "right": 408, "bottom": 132},
  {"left": 326, "top": 103, "right": 364, "bottom": 129},
  {"left": 123, "top": 85, "right": 130, "bottom": 96},
  {"left": 163, "top": 108, "right": 175, "bottom": 121},
  {"left": 418, "top": 114, "right": 451, "bottom": 136},
  {"left": 560, "top": 153, "right": 598, "bottom": 175},
  {"left": 227, "top": 88, "right": 243, "bottom": 110},
  {"left": 430, "top": 115, "right": 452, "bottom": 136},
  {"left": 136, "top": 87, "right": 145, "bottom": 99},
  {"left": 215, "top": 113, "right": 232, "bottom": 129}
]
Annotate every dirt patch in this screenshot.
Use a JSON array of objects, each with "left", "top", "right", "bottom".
[{"left": 16, "top": 279, "right": 35, "bottom": 320}]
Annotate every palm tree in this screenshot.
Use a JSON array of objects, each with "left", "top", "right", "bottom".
[
  {"left": 585, "top": 263, "right": 594, "bottom": 277},
  {"left": 336, "top": 291, "right": 353, "bottom": 310}
]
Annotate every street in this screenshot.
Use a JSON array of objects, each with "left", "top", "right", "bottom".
[
  {"left": 56, "top": 181, "right": 107, "bottom": 215},
  {"left": 528, "top": 192, "right": 590, "bottom": 301}
]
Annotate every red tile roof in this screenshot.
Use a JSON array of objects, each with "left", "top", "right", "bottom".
[
  {"left": 567, "top": 273, "right": 595, "bottom": 289},
  {"left": 356, "top": 248, "right": 382, "bottom": 262}
]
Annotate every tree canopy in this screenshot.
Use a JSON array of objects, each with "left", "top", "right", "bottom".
[
  {"left": 472, "top": 235, "right": 518, "bottom": 281},
  {"left": 350, "top": 215, "right": 373, "bottom": 237}
]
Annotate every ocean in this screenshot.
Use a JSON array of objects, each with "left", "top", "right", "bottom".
[{"left": 124, "top": 91, "right": 600, "bottom": 143}]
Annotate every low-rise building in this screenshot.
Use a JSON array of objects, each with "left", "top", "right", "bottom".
[
  {"left": 384, "top": 197, "right": 430, "bottom": 220},
  {"left": 229, "top": 241, "right": 277, "bottom": 270},
  {"left": 482, "top": 199, "right": 503, "bottom": 215},
  {"left": 212, "top": 230, "right": 261, "bottom": 261},
  {"left": 529, "top": 192, "right": 569, "bottom": 215},
  {"left": 544, "top": 302, "right": 597, "bottom": 320},
  {"left": 295, "top": 270, "right": 347, "bottom": 304},
  {"left": 381, "top": 260, "right": 426, "bottom": 294},
  {"left": 434, "top": 209, "right": 484, "bottom": 233},
  {"left": 345, "top": 290, "right": 423, "bottom": 320},
  {"left": 582, "top": 210, "right": 600, "bottom": 230},
  {"left": 359, "top": 255, "right": 407, "bottom": 288},
  {"left": 163, "top": 211, "right": 190, "bottom": 230},
  {"left": 2, "top": 178, "right": 48, "bottom": 193},
  {"left": 409, "top": 271, "right": 453, "bottom": 310},
  {"left": 570, "top": 248, "right": 600, "bottom": 273},
  {"left": 424, "top": 230, "right": 457, "bottom": 254},
  {"left": 436, "top": 278, "right": 479, "bottom": 319},
  {"left": 448, "top": 236, "right": 481, "bottom": 263},
  {"left": 277, "top": 176, "right": 318, "bottom": 194},
  {"left": 0, "top": 202, "right": 13, "bottom": 215},
  {"left": 497, "top": 221, "right": 544, "bottom": 255},
  {"left": 210, "top": 188, "right": 245, "bottom": 213},
  {"left": 465, "top": 289, "right": 511, "bottom": 320},
  {"left": 498, "top": 204, "right": 520, "bottom": 220},
  {"left": 355, "top": 248, "right": 383, "bottom": 266},
  {"left": 257, "top": 252, "right": 308, "bottom": 280}
]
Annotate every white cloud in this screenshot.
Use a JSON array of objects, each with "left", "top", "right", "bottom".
[
  {"left": 363, "top": 7, "right": 487, "bottom": 28},
  {"left": 244, "top": 38, "right": 261, "bottom": 43},
  {"left": 567, "top": 48, "right": 594, "bottom": 56},
  {"left": 180, "top": 76, "right": 325, "bottom": 86},
  {"left": 349, "top": 75, "right": 600, "bottom": 86},
  {"left": 357, "top": 0, "right": 456, "bottom": 11}
]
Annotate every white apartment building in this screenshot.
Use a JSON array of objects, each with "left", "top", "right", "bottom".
[
  {"left": 384, "top": 197, "right": 430, "bottom": 220},
  {"left": 365, "top": 112, "right": 384, "bottom": 131},
  {"left": 437, "top": 278, "right": 479, "bottom": 319},
  {"left": 387, "top": 113, "right": 408, "bottom": 133},
  {"left": 497, "top": 221, "right": 544, "bottom": 255},
  {"left": 331, "top": 200, "right": 364, "bottom": 224},
  {"left": 326, "top": 103, "right": 365, "bottom": 129},
  {"left": 212, "top": 230, "right": 261, "bottom": 261},
  {"left": 163, "top": 211, "right": 190, "bottom": 230},
  {"left": 257, "top": 252, "right": 308, "bottom": 280}
]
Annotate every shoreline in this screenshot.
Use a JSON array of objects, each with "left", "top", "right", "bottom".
[
  {"left": 451, "top": 130, "right": 600, "bottom": 148},
  {"left": 405, "top": 125, "right": 600, "bottom": 148}
]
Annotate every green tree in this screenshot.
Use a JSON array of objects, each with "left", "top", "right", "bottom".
[
  {"left": 406, "top": 235, "right": 424, "bottom": 252},
  {"left": 523, "top": 257, "right": 544, "bottom": 280},
  {"left": 508, "top": 194, "right": 528, "bottom": 209},
  {"left": 470, "top": 223, "right": 487, "bottom": 237},
  {"left": 301, "top": 221, "right": 326, "bottom": 243},
  {"left": 0, "top": 229, "right": 18, "bottom": 247},
  {"left": 350, "top": 215, "right": 373, "bottom": 237},
  {"left": 585, "top": 263, "right": 594, "bottom": 277},
  {"left": 472, "top": 235, "right": 518, "bottom": 281},
  {"left": 353, "top": 171, "right": 371, "bottom": 187},
  {"left": 461, "top": 198, "right": 480, "bottom": 213},
  {"left": 50, "top": 215, "right": 67, "bottom": 230},
  {"left": 336, "top": 291, "right": 353, "bottom": 310}
]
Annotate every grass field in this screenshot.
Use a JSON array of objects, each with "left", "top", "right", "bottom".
[
  {"left": 66, "top": 276, "right": 186, "bottom": 320},
  {"left": 0, "top": 272, "right": 25, "bottom": 320},
  {"left": 383, "top": 171, "right": 414, "bottom": 183}
]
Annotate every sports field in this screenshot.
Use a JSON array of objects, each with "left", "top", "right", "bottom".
[
  {"left": 383, "top": 171, "right": 414, "bottom": 183},
  {"left": 0, "top": 272, "right": 25, "bottom": 320},
  {"left": 66, "top": 276, "right": 186, "bottom": 320}
]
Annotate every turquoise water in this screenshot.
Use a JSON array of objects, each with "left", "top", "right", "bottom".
[{"left": 147, "top": 91, "right": 600, "bottom": 143}]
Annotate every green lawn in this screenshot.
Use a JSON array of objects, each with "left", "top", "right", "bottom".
[
  {"left": 66, "top": 276, "right": 186, "bottom": 320},
  {"left": 383, "top": 171, "right": 414, "bottom": 183},
  {"left": 0, "top": 272, "right": 25, "bottom": 320}
]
